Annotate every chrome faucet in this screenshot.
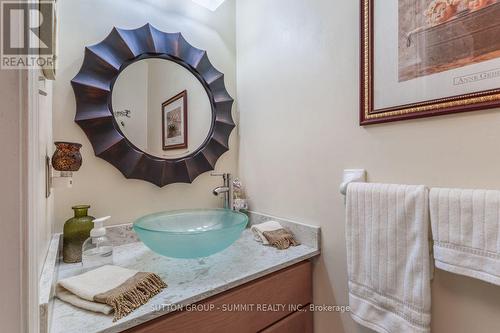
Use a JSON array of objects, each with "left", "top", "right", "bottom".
[{"left": 211, "top": 172, "right": 232, "bottom": 209}]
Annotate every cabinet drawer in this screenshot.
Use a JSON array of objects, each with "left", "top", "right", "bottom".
[
  {"left": 125, "top": 261, "right": 312, "bottom": 333},
  {"left": 260, "top": 308, "right": 313, "bottom": 333}
]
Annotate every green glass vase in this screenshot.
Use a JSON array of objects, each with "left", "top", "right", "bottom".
[{"left": 63, "top": 205, "right": 94, "bottom": 263}]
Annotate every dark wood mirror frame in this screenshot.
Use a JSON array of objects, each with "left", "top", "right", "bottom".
[{"left": 71, "top": 24, "right": 235, "bottom": 187}]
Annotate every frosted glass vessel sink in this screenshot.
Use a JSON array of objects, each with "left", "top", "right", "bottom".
[{"left": 133, "top": 209, "right": 248, "bottom": 259}]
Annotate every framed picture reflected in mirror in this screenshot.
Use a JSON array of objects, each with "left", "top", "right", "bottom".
[{"left": 162, "top": 90, "right": 188, "bottom": 151}]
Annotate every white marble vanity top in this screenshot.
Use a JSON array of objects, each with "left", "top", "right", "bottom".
[{"left": 51, "top": 225, "right": 320, "bottom": 333}]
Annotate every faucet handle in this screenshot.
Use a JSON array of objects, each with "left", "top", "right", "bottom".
[{"left": 211, "top": 172, "right": 229, "bottom": 178}]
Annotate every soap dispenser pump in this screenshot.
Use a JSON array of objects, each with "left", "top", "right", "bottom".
[{"left": 82, "top": 216, "right": 113, "bottom": 271}]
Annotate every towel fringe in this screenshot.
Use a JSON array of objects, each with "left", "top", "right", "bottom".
[
  {"left": 263, "top": 229, "right": 300, "bottom": 250},
  {"left": 271, "top": 235, "right": 300, "bottom": 250},
  {"left": 106, "top": 273, "right": 167, "bottom": 322}
]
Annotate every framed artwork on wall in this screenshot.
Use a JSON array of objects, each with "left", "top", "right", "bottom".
[
  {"left": 162, "top": 90, "right": 188, "bottom": 150},
  {"left": 360, "top": 0, "right": 500, "bottom": 125}
]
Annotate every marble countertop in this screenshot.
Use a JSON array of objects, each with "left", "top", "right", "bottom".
[{"left": 51, "top": 228, "right": 320, "bottom": 333}]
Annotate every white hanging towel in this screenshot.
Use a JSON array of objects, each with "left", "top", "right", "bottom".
[
  {"left": 346, "top": 183, "right": 431, "bottom": 333},
  {"left": 430, "top": 188, "right": 500, "bottom": 286}
]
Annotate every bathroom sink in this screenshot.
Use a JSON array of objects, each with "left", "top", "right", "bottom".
[{"left": 133, "top": 209, "right": 248, "bottom": 259}]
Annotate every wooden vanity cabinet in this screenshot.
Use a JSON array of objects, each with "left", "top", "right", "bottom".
[{"left": 125, "top": 261, "right": 313, "bottom": 333}]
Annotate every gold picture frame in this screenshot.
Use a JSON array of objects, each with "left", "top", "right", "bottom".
[{"left": 360, "top": 0, "right": 500, "bottom": 125}]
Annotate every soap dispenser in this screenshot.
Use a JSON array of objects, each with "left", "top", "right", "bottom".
[{"left": 82, "top": 216, "right": 113, "bottom": 271}]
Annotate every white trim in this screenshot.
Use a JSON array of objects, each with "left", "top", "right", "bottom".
[
  {"left": 25, "top": 3, "right": 42, "bottom": 333},
  {"left": 26, "top": 65, "right": 41, "bottom": 333}
]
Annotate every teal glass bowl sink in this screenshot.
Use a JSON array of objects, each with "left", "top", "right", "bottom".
[{"left": 133, "top": 209, "right": 248, "bottom": 259}]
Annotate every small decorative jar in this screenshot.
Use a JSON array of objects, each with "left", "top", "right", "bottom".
[
  {"left": 232, "top": 178, "right": 249, "bottom": 213},
  {"left": 63, "top": 205, "right": 95, "bottom": 263},
  {"left": 52, "top": 142, "right": 82, "bottom": 176}
]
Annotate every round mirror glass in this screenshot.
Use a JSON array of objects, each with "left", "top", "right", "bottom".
[{"left": 112, "top": 58, "right": 212, "bottom": 159}]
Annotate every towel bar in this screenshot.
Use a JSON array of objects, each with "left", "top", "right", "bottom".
[{"left": 339, "top": 169, "right": 366, "bottom": 195}]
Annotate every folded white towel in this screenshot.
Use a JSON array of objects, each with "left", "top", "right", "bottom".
[
  {"left": 56, "top": 265, "right": 167, "bottom": 321},
  {"left": 251, "top": 221, "right": 283, "bottom": 245},
  {"left": 56, "top": 285, "right": 113, "bottom": 315},
  {"left": 58, "top": 265, "right": 137, "bottom": 302},
  {"left": 346, "top": 183, "right": 431, "bottom": 333},
  {"left": 430, "top": 188, "right": 500, "bottom": 286}
]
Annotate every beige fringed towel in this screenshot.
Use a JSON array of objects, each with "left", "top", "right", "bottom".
[
  {"left": 430, "top": 188, "right": 500, "bottom": 286},
  {"left": 346, "top": 183, "right": 431, "bottom": 333},
  {"left": 251, "top": 221, "right": 300, "bottom": 250},
  {"left": 56, "top": 265, "right": 167, "bottom": 321}
]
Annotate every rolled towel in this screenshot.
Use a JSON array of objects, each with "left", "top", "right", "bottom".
[
  {"left": 56, "top": 265, "right": 167, "bottom": 321},
  {"left": 251, "top": 221, "right": 300, "bottom": 250}
]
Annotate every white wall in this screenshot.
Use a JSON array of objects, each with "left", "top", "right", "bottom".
[
  {"left": 53, "top": 0, "right": 237, "bottom": 230},
  {"left": 0, "top": 2, "right": 54, "bottom": 330},
  {"left": 35, "top": 77, "right": 55, "bottom": 277},
  {"left": 236, "top": 0, "right": 500, "bottom": 332},
  {"left": 0, "top": 72, "right": 54, "bottom": 333},
  {"left": 113, "top": 60, "right": 149, "bottom": 149}
]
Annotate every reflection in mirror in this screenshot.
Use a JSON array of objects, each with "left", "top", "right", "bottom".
[{"left": 112, "top": 59, "right": 212, "bottom": 159}]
